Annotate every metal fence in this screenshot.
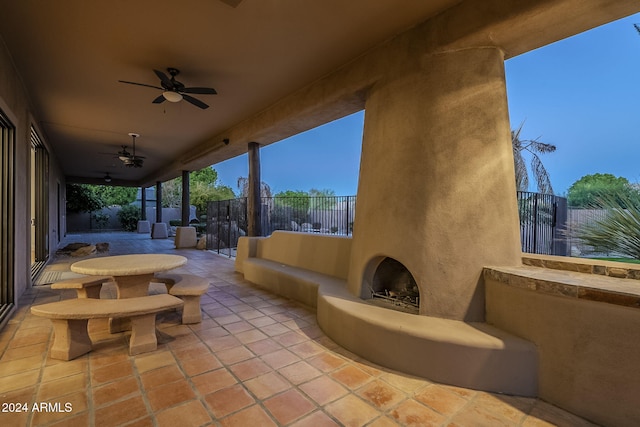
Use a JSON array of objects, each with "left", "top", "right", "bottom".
[
  {"left": 206, "top": 192, "right": 569, "bottom": 257},
  {"left": 517, "top": 191, "right": 568, "bottom": 256},
  {"left": 206, "top": 196, "right": 356, "bottom": 256}
]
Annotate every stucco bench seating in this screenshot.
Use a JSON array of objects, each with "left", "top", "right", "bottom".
[
  {"left": 50, "top": 275, "right": 115, "bottom": 299},
  {"left": 152, "top": 273, "right": 209, "bottom": 324},
  {"left": 235, "top": 231, "right": 537, "bottom": 396},
  {"left": 30, "top": 294, "right": 183, "bottom": 360}
]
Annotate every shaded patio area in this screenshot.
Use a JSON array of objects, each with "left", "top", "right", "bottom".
[{"left": 0, "top": 232, "right": 595, "bottom": 426}]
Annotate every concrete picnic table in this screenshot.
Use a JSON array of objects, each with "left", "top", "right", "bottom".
[
  {"left": 70, "top": 254, "right": 187, "bottom": 333},
  {"left": 70, "top": 254, "right": 187, "bottom": 298}
]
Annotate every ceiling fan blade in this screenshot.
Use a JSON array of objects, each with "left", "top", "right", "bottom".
[
  {"left": 118, "top": 80, "right": 163, "bottom": 90},
  {"left": 152, "top": 94, "right": 166, "bottom": 104},
  {"left": 182, "top": 94, "right": 209, "bottom": 109},
  {"left": 154, "top": 69, "right": 174, "bottom": 89},
  {"left": 182, "top": 87, "right": 217, "bottom": 95}
]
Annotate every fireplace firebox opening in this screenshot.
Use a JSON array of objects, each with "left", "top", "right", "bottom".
[{"left": 365, "top": 257, "right": 419, "bottom": 314}]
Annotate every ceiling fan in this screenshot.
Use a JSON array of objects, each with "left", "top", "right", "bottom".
[
  {"left": 118, "top": 133, "right": 145, "bottom": 168},
  {"left": 119, "top": 68, "right": 217, "bottom": 109}
]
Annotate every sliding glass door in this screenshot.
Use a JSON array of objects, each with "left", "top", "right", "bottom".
[{"left": 0, "top": 109, "right": 15, "bottom": 325}]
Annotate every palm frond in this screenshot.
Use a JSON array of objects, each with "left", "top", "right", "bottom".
[{"left": 530, "top": 154, "right": 554, "bottom": 194}]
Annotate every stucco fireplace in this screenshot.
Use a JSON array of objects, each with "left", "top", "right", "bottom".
[{"left": 363, "top": 257, "right": 419, "bottom": 314}]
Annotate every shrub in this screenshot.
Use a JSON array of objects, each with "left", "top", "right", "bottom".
[
  {"left": 117, "top": 204, "right": 140, "bottom": 231},
  {"left": 571, "top": 191, "right": 640, "bottom": 259}
]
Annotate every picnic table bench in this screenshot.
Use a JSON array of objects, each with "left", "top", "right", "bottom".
[{"left": 31, "top": 294, "right": 183, "bottom": 360}]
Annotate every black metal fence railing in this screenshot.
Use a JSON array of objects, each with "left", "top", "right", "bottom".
[
  {"left": 517, "top": 191, "right": 568, "bottom": 256},
  {"left": 206, "top": 192, "right": 568, "bottom": 257},
  {"left": 206, "top": 197, "right": 247, "bottom": 257},
  {"left": 206, "top": 196, "right": 356, "bottom": 256}
]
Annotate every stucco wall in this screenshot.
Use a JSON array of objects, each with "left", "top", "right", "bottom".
[
  {"left": 485, "top": 277, "right": 640, "bottom": 426},
  {"left": 0, "top": 38, "right": 65, "bottom": 301}
]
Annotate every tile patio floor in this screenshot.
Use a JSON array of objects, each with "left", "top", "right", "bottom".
[{"left": 0, "top": 232, "right": 597, "bottom": 426}]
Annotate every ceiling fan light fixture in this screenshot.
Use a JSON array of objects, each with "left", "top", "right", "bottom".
[{"left": 163, "top": 91, "right": 183, "bottom": 103}]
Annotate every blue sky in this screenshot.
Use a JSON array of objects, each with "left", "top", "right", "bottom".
[{"left": 213, "top": 12, "right": 640, "bottom": 197}]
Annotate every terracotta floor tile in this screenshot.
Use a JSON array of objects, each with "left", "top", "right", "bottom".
[
  {"left": 275, "top": 330, "right": 308, "bottom": 347},
  {"left": 156, "top": 399, "right": 212, "bottom": 427},
  {"left": 367, "top": 415, "right": 404, "bottom": 427},
  {"left": 31, "top": 390, "right": 88, "bottom": 426},
  {"left": 299, "top": 375, "right": 349, "bottom": 405},
  {"left": 180, "top": 353, "right": 222, "bottom": 376},
  {"left": 47, "top": 410, "right": 90, "bottom": 427},
  {"left": 331, "top": 364, "right": 373, "bottom": 389},
  {"left": 196, "top": 326, "right": 230, "bottom": 340},
  {"left": 192, "top": 368, "right": 237, "bottom": 395},
  {"left": 243, "top": 371, "right": 292, "bottom": 400},
  {"left": 37, "top": 372, "right": 87, "bottom": 401},
  {"left": 0, "top": 369, "right": 41, "bottom": 394},
  {"left": 389, "top": 399, "right": 446, "bottom": 427},
  {"left": 0, "top": 341, "right": 48, "bottom": 361},
  {"left": 472, "top": 392, "right": 530, "bottom": 424},
  {"left": 379, "top": 372, "right": 432, "bottom": 394},
  {"left": 204, "top": 384, "right": 255, "bottom": 418},
  {"left": 146, "top": 378, "right": 197, "bottom": 411},
  {"left": 357, "top": 380, "right": 405, "bottom": 411},
  {"left": 223, "top": 320, "right": 255, "bottom": 334},
  {"left": 220, "top": 404, "right": 278, "bottom": 427},
  {"left": 289, "top": 410, "right": 342, "bottom": 427},
  {"left": 91, "top": 360, "right": 134, "bottom": 385},
  {"left": 246, "top": 338, "right": 282, "bottom": 355},
  {"left": 41, "top": 358, "right": 87, "bottom": 383},
  {"left": 414, "top": 385, "right": 469, "bottom": 416},
  {"left": 0, "top": 354, "right": 43, "bottom": 376},
  {"left": 216, "top": 345, "right": 255, "bottom": 365},
  {"left": 94, "top": 394, "right": 149, "bottom": 427},
  {"left": 325, "top": 394, "right": 380, "bottom": 427},
  {"left": 89, "top": 349, "right": 129, "bottom": 369},
  {"left": 264, "top": 388, "right": 316, "bottom": 425},
  {"left": 204, "top": 334, "right": 242, "bottom": 352},
  {"left": 238, "top": 309, "right": 263, "bottom": 320},
  {"left": 279, "top": 360, "right": 322, "bottom": 385},
  {"left": 214, "top": 313, "right": 242, "bottom": 325},
  {"left": 260, "top": 348, "right": 300, "bottom": 369},
  {"left": 258, "top": 322, "right": 290, "bottom": 336},
  {"left": 235, "top": 328, "right": 269, "bottom": 344},
  {"left": 93, "top": 376, "right": 140, "bottom": 407},
  {"left": 171, "top": 341, "right": 210, "bottom": 360},
  {"left": 133, "top": 350, "right": 176, "bottom": 373},
  {"left": 229, "top": 357, "right": 272, "bottom": 381},
  {"left": 140, "top": 364, "right": 185, "bottom": 390},
  {"left": 448, "top": 401, "right": 515, "bottom": 427},
  {"left": 7, "top": 331, "right": 50, "bottom": 348},
  {"left": 289, "top": 340, "right": 325, "bottom": 358},
  {"left": 247, "top": 315, "right": 277, "bottom": 328},
  {"left": 307, "top": 352, "right": 347, "bottom": 372}
]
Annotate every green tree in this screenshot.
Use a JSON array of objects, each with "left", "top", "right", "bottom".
[
  {"left": 161, "top": 167, "right": 236, "bottom": 215},
  {"left": 567, "top": 173, "right": 638, "bottom": 207},
  {"left": 65, "top": 183, "right": 105, "bottom": 213},
  {"left": 309, "top": 188, "right": 336, "bottom": 209},
  {"left": 512, "top": 122, "right": 556, "bottom": 194},
  {"left": 92, "top": 185, "right": 137, "bottom": 206}
]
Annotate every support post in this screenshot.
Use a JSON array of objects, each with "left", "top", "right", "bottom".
[
  {"left": 182, "top": 170, "right": 190, "bottom": 226},
  {"left": 155, "top": 181, "right": 162, "bottom": 224},
  {"left": 140, "top": 186, "right": 147, "bottom": 220},
  {"left": 247, "top": 141, "right": 262, "bottom": 237}
]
